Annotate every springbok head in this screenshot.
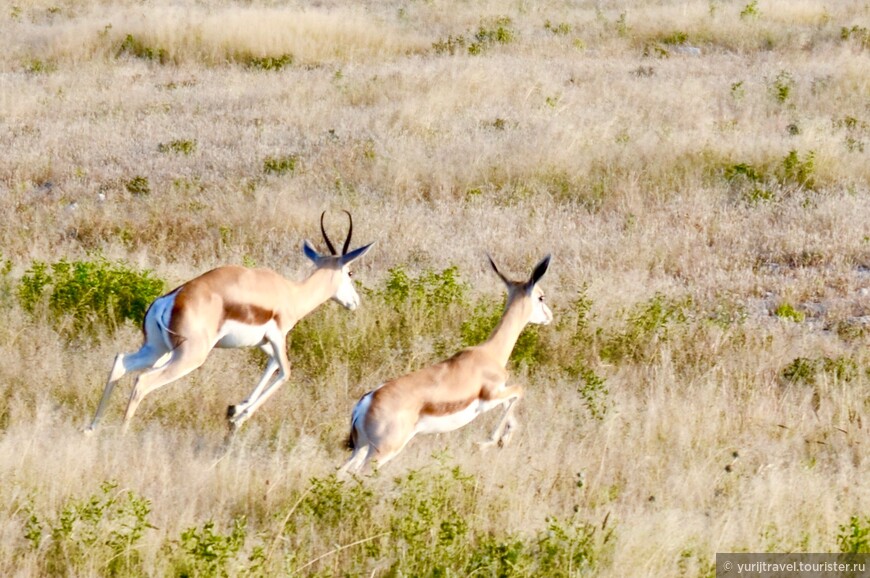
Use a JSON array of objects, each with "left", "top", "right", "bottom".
[
  {"left": 303, "top": 210, "right": 374, "bottom": 310},
  {"left": 487, "top": 254, "right": 553, "bottom": 325}
]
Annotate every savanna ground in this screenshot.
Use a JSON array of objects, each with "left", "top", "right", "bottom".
[{"left": 1, "top": 0, "right": 870, "bottom": 575}]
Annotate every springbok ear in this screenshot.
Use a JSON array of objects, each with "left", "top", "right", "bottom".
[
  {"left": 339, "top": 242, "right": 375, "bottom": 267},
  {"left": 528, "top": 254, "right": 551, "bottom": 286},
  {"left": 303, "top": 240, "right": 322, "bottom": 263},
  {"left": 487, "top": 253, "right": 512, "bottom": 287}
]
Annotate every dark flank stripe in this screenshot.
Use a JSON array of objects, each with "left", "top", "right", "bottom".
[
  {"left": 420, "top": 396, "right": 476, "bottom": 417},
  {"left": 223, "top": 302, "right": 276, "bottom": 326}
]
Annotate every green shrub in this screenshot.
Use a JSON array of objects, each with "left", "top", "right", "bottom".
[
  {"left": 21, "top": 481, "right": 154, "bottom": 577},
  {"left": 241, "top": 53, "right": 294, "bottom": 71},
  {"left": 724, "top": 162, "right": 762, "bottom": 183},
  {"left": 840, "top": 25, "right": 870, "bottom": 49},
  {"left": 467, "top": 535, "right": 529, "bottom": 576},
  {"left": 474, "top": 17, "right": 514, "bottom": 44},
  {"left": 174, "top": 518, "right": 248, "bottom": 578},
  {"left": 569, "top": 361, "right": 609, "bottom": 420},
  {"left": 117, "top": 34, "right": 168, "bottom": 64},
  {"left": 773, "top": 302, "right": 804, "bottom": 322},
  {"left": 780, "top": 355, "right": 860, "bottom": 386},
  {"left": 544, "top": 20, "right": 573, "bottom": 36},
  {"left": 599, "top": 293, "right": 692, "bottom": 364},
  {"left": 379, "top": 264, "right": 470, "bottom": 356},
  {"left": 25, "top": 58, "right": 57, "bottom": 74},
  {"left": 388, "top": 465, "right": 478, "bottom": 575},
  {"left": 297, "top": 474, "right": 376, "bottom": 530},
  {"left": 17, "top": 258, "right": 164, "bottom": 337},
  {"left": 434, "top": 16, "right": 515, "bottom": 56},
  {"left": 381, "top": 265, "right": 468, "bottom": 311},
  {"left": 432, "top": 34, "right": 468, "bottom": 55},
  {"left": 158, "top": 139, "right": 197, "bottom": 155},
  {"left": 291, "top": 266, "right": 471, "bottom": 381},
  {"left": 536, "top": 517, "right": 602, "bottom": 575},
  {"left": 779, "top": 149, "right": 816, "bottom": 189},
  {"left": 263, "top": 155, "right": 298, "bottom": 175},
  {"left": 770, "top": 70, "right": 794, "bottom": 104},
  {"left": 740, "top": 0, "right": 760, "bottom": 20},
  {"left": 838, "top": 516, "right": 870, "bottom": 554},
  {"left": 125, "top": 175, "right": 151, "bottom": 196}
]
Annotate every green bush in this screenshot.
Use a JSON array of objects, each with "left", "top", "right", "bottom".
[
  {"left": 125, "top": 175, "right": 151, "bottom": 196},
  {"left": 17, "top": 468, "right": 611, "bottom": 576},
  {"left": 569, "top": 360, "right": 609, "bottom": 420},
  {"left": 117, "top": 34, "right": 168, "bottom": 64},
  {"left": 158, "top": 139, "right": 197, "bottom": 155},
  {"left": 17, "top": 258, "right": 164, "bottom": 337},
  {"left": 774, "top": 302, "right": 805, "bottom": 322},
  {"left": 297, "top": 474, "right": 376, "bottom": 531},
  {"left": 388, "top": 465, "right": 478, "bottom": 575},
  {"left": 377, "top": 264, "right": 469, "bottom": 357},
  {"left": 779, "top": 149, "right": 816, "bottom": 189},
  {"left": 838, "top": 516, "right": 870, "bottom": 554},
  {"left": 434, "top": 16, "right": 515, "bottom": 56},
  {"left": 780, "top": 355, "right": 860, "bottom": 386},
  {"left": 174, "top": 518, "right": 248, "bottom": 578},
  {"left": 20, "top": 481, "right": 154, "bottom": 577},
  {"left": 770, "top": 70, "right": 794, "bottom": 104},
  {"left": 740, "top": 0, "right": 760, "bottom": 20},
  {"left": 263, "top": 155, "right": 298, "bottom": 175},
  {"left": 840, "top": 25, "right": 870, "bottom": 49},
  {"left": 599, "top": 293, "right": 692, "bottom": 364},
  {"left": 242, "top": 53, "right": 294, "bottom": 71},
  {"left": 381, "top": 265, "right": 468, "bottom": 312}
]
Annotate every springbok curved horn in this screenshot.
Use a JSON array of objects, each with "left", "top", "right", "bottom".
[
  {"left": 487, "top": 253, "right": 512, "bottom": 286},
  {"left": 320, "top": 211, "right": 337, "bottom": 255},
  {"left": 342, "top": 210, "right": 353, "bottom": 256}
]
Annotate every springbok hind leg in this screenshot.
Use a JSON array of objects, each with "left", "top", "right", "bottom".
[
  {"left": 121, "top": 343, "right": 209, "bottom": 433},
  {"left": 85, "top": 344, "right": 168, "bottom": 434},
  {"left": 339, "top": 445, "right": 371, "bottom": 476}
]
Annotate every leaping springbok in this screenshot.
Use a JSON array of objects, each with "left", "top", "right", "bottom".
[
  {"left": 85, "top": 211, "right": 374, "bottom": 435},
  {"left": 340, "top": 253, "right": 552, "bottom": 474}
]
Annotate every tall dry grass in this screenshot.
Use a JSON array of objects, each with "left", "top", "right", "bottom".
[{"left": 1, "top": 0, "right": 869, "bottom": 575}]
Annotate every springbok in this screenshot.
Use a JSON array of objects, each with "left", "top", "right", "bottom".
[
  {"left": 84, "top": 211, "right": 374, "bottom": 435},
  {"left": 340, "top": 253, "right": 552, "bottom": 474}
]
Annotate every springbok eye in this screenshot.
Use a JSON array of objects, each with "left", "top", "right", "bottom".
[
  {"left": 539, "top": 295, "right": 545, "bottom": 302},
  {"left": 348, "top": 270, "right": 354, "bottom": 278}
]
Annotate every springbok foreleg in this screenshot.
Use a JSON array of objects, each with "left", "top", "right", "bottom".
[
  {"left": 478, "top": 384, "right": 524, "bottom": 450},
  {"left": 226, "top": 334, "right": 291, "bottom": 431},
  {"left": 226, "top": 345, "right": 280, "bottom": 422}
]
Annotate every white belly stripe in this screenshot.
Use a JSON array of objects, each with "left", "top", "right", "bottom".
[
  {"left": 414, "top": 396, "right": 509, "bottom": 435},
  {"left": 215, "top": 319, "right": 274, "bottom": 348}
]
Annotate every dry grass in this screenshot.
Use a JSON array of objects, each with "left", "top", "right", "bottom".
[{"left": 1, "top": 0, "right": 869, "bottom": 575}]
